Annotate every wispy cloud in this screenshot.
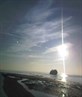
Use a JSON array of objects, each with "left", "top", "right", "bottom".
[
  {"left": 44, "top": 43, "right": 72, "bottom": 54},
  {"left": 9, "top": 17, "right": 73, "bottom": 53},
  {"left": 5, "top": 0, "right": 75, "bottom": 56}
]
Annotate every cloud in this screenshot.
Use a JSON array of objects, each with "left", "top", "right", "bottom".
[
  {"left": 25, "top": 0, "right": 55, "bottom": 22},
  {"left": 5, "top": 0, "right": 75, "bottom": 55},
  {"left": 9, "top": 16, "right": 73, "bottom": 53},
  {"left": 44, "top": 43, "right": 72, "bottom": 54}
]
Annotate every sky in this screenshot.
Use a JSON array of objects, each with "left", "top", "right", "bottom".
[{"left": 0, "top": 0, "right": 82, "bottom": 75}]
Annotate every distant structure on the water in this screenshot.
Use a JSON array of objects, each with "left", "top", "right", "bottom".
[{"left": 50, "top": 69, "right": 58, "bottom": 75}]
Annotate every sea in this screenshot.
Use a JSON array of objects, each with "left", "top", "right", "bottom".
[{"left": 0, "top": 72, "right": 82, "bottom": 97}]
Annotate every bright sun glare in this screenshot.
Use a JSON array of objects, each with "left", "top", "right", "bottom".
[
  {"left": 61, "top": 73, "right": 68, "bottom": 82},
  {"left": 57, "top": 44, "right": 68, "bottom": 82},
  {"left": 57, "top": 44, "right": 68, "bottom": 58}
]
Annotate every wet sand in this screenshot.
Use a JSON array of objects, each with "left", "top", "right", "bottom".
[
  {"left": 2, "top": 73, "right": 82, "bottom": 97},
  {"left": 3, "top": 76, "right": 35, "bottom": 97}
]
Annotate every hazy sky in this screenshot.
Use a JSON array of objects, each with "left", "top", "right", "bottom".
[{"left": 0, "top": 0, "right": 82, "bottom": 75}]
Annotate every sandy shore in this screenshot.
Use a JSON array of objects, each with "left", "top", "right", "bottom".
[{"left": 1, "top": 73, "right": 82, "bottom": 97}]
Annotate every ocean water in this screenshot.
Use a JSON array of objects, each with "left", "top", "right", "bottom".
[
  {"left": 16, "top": 71, "right": 82, "bottom": 84},
  {"left": 0, "top": 72, "right": 82, "bottom": 97},
  {"left": 67, "top": 75, "right": 82, "bottom": 84}
]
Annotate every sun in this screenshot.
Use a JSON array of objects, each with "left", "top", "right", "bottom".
[{"left": 57, "top": 44, "right": 68, "bottom": 58}]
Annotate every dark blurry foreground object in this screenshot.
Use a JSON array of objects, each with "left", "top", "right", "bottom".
[
  {"left": 3, "top": 75, "right": 35, "bottom": 97},
  {"left": 50, "top": 69, "right": 58, "bottom": 75}
]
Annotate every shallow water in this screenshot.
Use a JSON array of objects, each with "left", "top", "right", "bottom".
[{"left": 0, "top": 72, "right": 82, "bottom": 97}]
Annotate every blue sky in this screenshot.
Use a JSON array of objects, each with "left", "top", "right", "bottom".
[{"left": 0, "top": 0, "right": 82, "bottom": 75}]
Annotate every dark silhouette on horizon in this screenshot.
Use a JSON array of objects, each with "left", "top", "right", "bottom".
[{"left": 50, "top": 69, "right": 58, "bottom": 75}]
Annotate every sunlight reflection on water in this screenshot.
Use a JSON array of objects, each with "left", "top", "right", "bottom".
[{"left": 61, "top": 73, "right": 68, "bottom": 82}]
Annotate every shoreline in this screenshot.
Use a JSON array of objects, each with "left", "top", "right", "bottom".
[{"left": 1, "top": 73, "right": 82, "bottom": 97}]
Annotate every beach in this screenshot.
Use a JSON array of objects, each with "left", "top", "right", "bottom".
[{"left": 0, "top": 72, "right": 82, "bottom": 97}]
